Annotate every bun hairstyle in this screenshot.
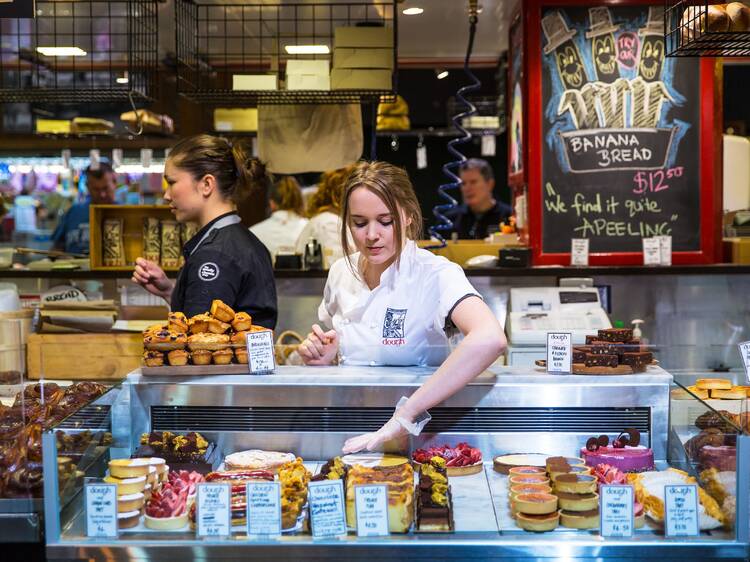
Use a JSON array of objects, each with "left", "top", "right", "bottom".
[
  {"left": 270, "top": 176, "right": 305, "bottom": 216},
  {"left": 167, "top": 134, "right": 272, "bottom": 203},
  {"left": 341, "top": 161, "right": 423, "bottom": 270}
]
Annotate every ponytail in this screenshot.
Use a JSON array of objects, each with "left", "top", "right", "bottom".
[{"left": 168, "top": 134, "right": 272, "bottom": 204}]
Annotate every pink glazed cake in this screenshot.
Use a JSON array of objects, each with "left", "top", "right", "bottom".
[{"left": 580, "top": 445, "right": 654, "bottom": 472}]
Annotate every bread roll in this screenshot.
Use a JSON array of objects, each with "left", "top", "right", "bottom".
[
  {"left": 726, "top": 2, "right": 750, "bottom": 31},
  {"left": 681, "top": 5, "right": 730, "bottom": 43}
]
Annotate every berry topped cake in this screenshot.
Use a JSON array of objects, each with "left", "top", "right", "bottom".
[{"left": 580, "top": 430, "right": 654, "bottom": 473}]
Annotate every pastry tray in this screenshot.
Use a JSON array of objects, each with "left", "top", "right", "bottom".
[
  {"left": 534, "top": 360, "right": 658, "bottom": 376},
  {"left": 142, "top": 364, "right": 252, "bottom": 376}
]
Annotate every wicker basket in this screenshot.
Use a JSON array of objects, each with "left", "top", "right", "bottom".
[{"left": 274, "top": 330, "right": 303, "bottom": 366}]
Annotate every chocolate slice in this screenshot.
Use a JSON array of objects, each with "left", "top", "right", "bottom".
[{"left": 555, "top": 473, "right": 595, "bottom": 483}]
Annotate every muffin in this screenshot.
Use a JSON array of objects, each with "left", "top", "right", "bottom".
[
  {"left": 235, "top": 348, "right": 248, "bottom": 364},
  {"left": 167, "top": 349, "right": 189, "bottom": 366},
  {"left": 212, "top": 349, "right": 234, "bottom": 365},
  {"left": 232, "top": 312, "right": 252, "bottom": 332},
  {"left": 143, "top": 330, "right": 187, "bottom": 351},
  {"left": 191, "top": 350, "right": 212, "bottom": 366},
  {"left": 187, "top": 333, "right": 230, "bottom": 351},
  {"left": 210, "top": 300, "right": 235, "bottom": 323},
  {"left": 188, "top": 313, "right": 212, "bottom": 334},
  {"left": 168, "top": 312, "right": 188, "bottom": 334},
  {"left": 143, "top": 351, "right": 164, "bottom": 367},
  {"left": 207, "top": 318, "right": 230, "bottom": 335}
]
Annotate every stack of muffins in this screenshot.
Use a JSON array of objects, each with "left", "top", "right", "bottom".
[{"left": 142, "top": 299, "right": 270, "bottom": 367}]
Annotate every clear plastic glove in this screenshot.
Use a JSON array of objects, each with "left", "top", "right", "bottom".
[
  {"left": 341, "top": 418, "right": 407, "bottom": 454},
  {"left": 298, "top": 323, "right": 339, "bottom": 366},
  {"left": 132, "top": 257, "right": 173, "bottom": 301}
]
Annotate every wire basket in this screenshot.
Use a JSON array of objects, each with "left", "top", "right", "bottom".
[
  {"left": 665, "top": 1, "right": 750, "bottom": 56},
  {"left": 0, "top": 0, "right": 158, "bottom": 103},
  {"left": 175, "top": 0, "right": 397, "bottom": 106},
  {"left": 446, "top": 95, "right": 503, "bottom": 131}
]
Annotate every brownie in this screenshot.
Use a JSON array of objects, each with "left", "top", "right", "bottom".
[
  {"left": 597, "top": 328, "right": 633, "bottom": 343},
  {"left": 585, "top": 335, "right": 598, "bottom": 345},
  {"left": 590, "top": 343, "right": 619, "bottom": 355},
  {"left": 573, "top": 350, "right": 587, "bottom": 363},
  {"left": 621, "top": 351, "right": 653, "bottom": 372},
  {"left": 584, "top": 353, "right": 618, "bottom": 367}
]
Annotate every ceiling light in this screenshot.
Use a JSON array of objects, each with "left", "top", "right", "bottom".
[
  {"left": 285, "top": 45, "right": 329, "bottom": 54},
  {"left": 436, "top": 70, "right": 449, "bottom": 80},
  {"left": 116, "top": 77, "right": 129, "bottom": 84},
  {"left": 36, "top": 46, "right": 87, "bottom": 57},
  {"left": 403, "top": 7, "right": 424, "bottom": 15}
]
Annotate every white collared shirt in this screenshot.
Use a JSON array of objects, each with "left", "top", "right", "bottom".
[
  {"left": 250, "top": 210, "right": 309, "bottom": 258},
  {"left": 318, "top": 241, "right": 481, "bottom": 366}
]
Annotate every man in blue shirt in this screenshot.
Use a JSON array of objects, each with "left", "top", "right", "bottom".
[
  {"left": 52, "top": 163, "right": 117, "bottom": 255},
  {"left": 446, "top": 158, "right": 513, "bottom": 239}
]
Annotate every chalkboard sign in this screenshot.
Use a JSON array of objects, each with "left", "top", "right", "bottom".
[{"left": 540, "top": 6, "right": 701, "bottom": 255}]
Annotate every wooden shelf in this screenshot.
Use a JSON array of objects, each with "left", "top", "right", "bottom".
[{"left": 0, "top": 134, "right": 176, "bottom": 153}]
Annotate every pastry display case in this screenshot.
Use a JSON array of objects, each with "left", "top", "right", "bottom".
[{"left": 42, "top": 364, "right": 750, "bottom": 561}]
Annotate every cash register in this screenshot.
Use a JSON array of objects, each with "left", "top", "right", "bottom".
[{"left": 506, "top": 287, "right": 611, "bottom": 366}]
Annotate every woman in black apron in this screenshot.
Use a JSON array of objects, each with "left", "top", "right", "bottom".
[{"left": 132, "top": 134, "right": 278, "bottom": 329}]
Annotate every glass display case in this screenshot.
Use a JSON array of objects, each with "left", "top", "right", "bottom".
[{"left": 42, "top": 363, "right": 750, "bottom": 561}]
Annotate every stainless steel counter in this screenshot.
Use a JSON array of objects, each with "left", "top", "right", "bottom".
[{"left": 43, "top": 365, "right": 750, "bottom": 561}]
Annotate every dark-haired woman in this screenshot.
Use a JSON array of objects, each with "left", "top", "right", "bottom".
[{"left": 132, "top": 134, "right": 278, "bottom": 328}]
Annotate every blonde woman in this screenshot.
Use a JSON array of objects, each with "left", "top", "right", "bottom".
[
  {"left": 297, "top": 161, "right": 507, "bottom": 453},
  {"left": 250, "top": 176, "right": 308, "bottom": 259}
]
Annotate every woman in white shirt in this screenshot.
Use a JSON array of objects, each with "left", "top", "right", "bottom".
[
  {"left": 250, "top": 176, "right": 308, "bottom": 259},
  {"left": 294, "top": 166, "right": 353, "bottom": 266},
  {"left": 297, "top": 161, "right": 507, "bottom": 453}
]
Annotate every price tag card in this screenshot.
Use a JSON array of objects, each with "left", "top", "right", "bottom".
[
  {"left": 89, "top": 149, "right": 101, "bottom": 171},
  {"left": 570, "top": 238, "right": 590, "bottom": 266},
  {"left": 112, "top": 148, "right": 124, "bottom": 168},
  {"left": 658, "top": 235, "right": 672, "bottom": 266},
  {"left": 197, "top": 483, "right": 231, "bottom": 538},
  {"left": 664, "top": 484, "right": 699, "bottom": 537},
  {"left": 140, "top": 148, "right": 153, "bottom": 168},
  {"left": 546, "top": 332, "right": 572, "bottom": 373},
  {"left": 642, "top": 237, "right": 661, "bottom": 265},
  {"left": 308, "top": 480, "right": 347, "bottom": 538},
  {"left": 481, "top": 134, "right": 496, "bottom": 156},
  {"left": 354, "top": 485, "right": 389, "bottom": 537},
  {"left": 600, "top": 485, "right": 634, "bottom": 538},
  {"left": 61, "top": 149, "right": 71, "bottom": 169},
  {"left": 416, "top": 145, "right": 427, "bottom": 170},
  {"left": 246, "top": 481, "right": 281, "bottom": 537},
  {"left": 246, "top": 329, "right": 276, "bottom": 374},
  {"left": 85, "top": 483, "right": 118, "bottom": 538},
  {"left": 738, "top": 341, "right": 750, "bottom": 384}
]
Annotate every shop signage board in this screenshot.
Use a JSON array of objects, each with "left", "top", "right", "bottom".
[
  {"left": 354, "top": 485, "right": 390, "bottom": 537},
  {"left": 308, "top": 480, "right": 347, "bottom": 538},
  {"left": 85, "top": 483, "right": 118, "bottom": 538},
  {"left": 600, "top": 485, "right": 634, "bottom": 538},
  {"left": 246, "top": 481, "right": 282, "bottom": 537},
  {"left": 525, "top": 1, "right": 719, "bottom": 265},
  {"left": 546, "top": 332, "right": 572, "bottom": 373},
  {"left": 664, "top": 484, "right": 699, "bottom": 537}
]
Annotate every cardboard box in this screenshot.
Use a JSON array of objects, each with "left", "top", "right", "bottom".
[
  {"left": 27, "top": 333, "right": 143, "bottom": 380},
  {"left": 36, "top": 119, "right": 71, "bottom": 134},
  {"left": 331, "top": 68, "right": 392, "bottom": 90},
  {"left": 333, "top": 47, "right": 393, "bottom": 69},
  {"left": 334, "top": 26, "right": 394, "bottom": 48},
  {"left": 232, "top": 74, "right": 278, "bottom": 91},
  {"left": 286, "top": 59, "right": 329, "bottom": 76},
  {"left": 724, "top": 237, "right": 750, "bottom": 264},
  {"left": 287, "top": 74, "right": 330, "bottom": 90},
  {"left": 213, "top": 108, "right": 258, "bottom": 132}
]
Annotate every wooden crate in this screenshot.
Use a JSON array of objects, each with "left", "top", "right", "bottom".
[
  {"left": 27, "top": 333, "right": 143, "bottom": 380},
  {"left": 89, "top": 204, "right": 180, "bottom": 272}
]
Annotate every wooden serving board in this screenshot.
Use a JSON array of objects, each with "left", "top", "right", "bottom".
[
  {"left": 534, "top": 360, "right": 636, "bottom": 375},
  {"left": 141, "top": 364, "right": 251, "bottom": 376}
]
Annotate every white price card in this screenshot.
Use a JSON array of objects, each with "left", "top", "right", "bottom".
[
  {"left": 140, "top": 148, "right": 153, "bottom": 168},
  {"left": 354, "top": 485, "right": 389, "bottom": 537},
  {"left": 642, "top": 237, "right": 661, "bottom": 265},
  {"left": 481, "top": 134, "right": 496, "bottom": 156},
  {"left": 600, "top": 485, "right": 634, "bottom": 538},
  {"left": 85, "top": 483, "right": 118, "bottom": 538},
  {"left": 416, "top": 145, "right": 427, "bottom": 170},
  {"left": 738, "top": 341, "right": 750, "bottom": 384},
  {"left": 570, "top": 238, "right": 590, "bottom": 266},
  {"left": 308, "top": 480, "right": 347, "bottom": 538},
  {"left": 664, "top": 484, "right": 699, "bottom": 537},
  {"left": 246, "top": 481, "right": 281, "bottom": 537},
  {"left": 658, "top": 235, "right": 672, "bottom": 266},
  {"left": 89, "top": 149, "right": 101, "bottom": 171},
  {"left": 197, "top": 483, "right": 231, "bottom": 538},
  {"left": 112, "top": 148, "right": 124, "bottom": 168},
  {"left": 61, "top": 149, "right": 71, "bottom": 169},
  {"left": 246, "top": 329, "right": 276, "bottom": 374},
  {"left": 546, "top": 332, "right": 572, "bottom": 373}
]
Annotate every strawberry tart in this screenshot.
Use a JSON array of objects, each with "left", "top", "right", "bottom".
[{"left": 412, "top": 442, "right": 483, "bottom": 476}]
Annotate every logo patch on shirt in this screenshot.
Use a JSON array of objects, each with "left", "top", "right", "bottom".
[
  {"left": 382, "top": 307, "right": 406, "bottom": 346},
  {"left": 198, "top": 262, "right": 219, "bottom": 281}
]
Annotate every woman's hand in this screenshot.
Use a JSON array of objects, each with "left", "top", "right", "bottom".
[
  {"left": 132, "top": 258, "right": 174, "bottom": 302},
  {"left": 342, "top": 418, "right": 407, "bottom": 454},
  {"left": 298, "top": 324, "right": 339, "bottom": 366}
]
